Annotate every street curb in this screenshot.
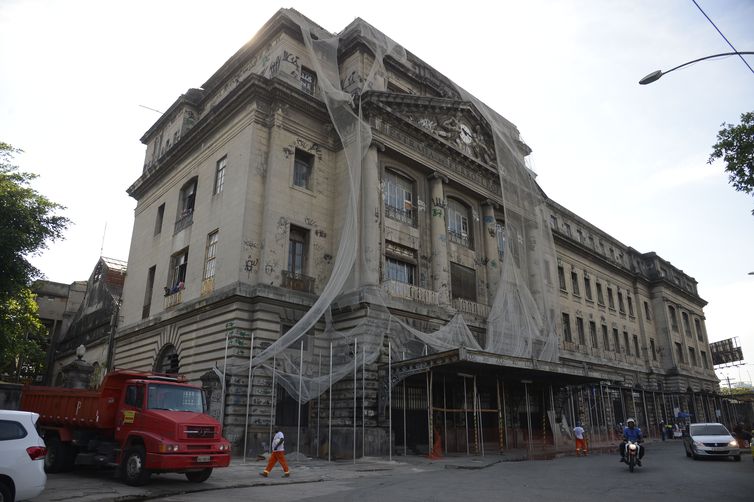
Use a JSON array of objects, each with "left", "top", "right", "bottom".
[
  {"left": 112, "top": 478, "right": 326, "bottom": 501},
  {"left": 444, "top": 459, "right": 502, "bottom": 470}
]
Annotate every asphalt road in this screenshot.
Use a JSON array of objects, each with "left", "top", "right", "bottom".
[{"left": 155, "top": 441, "right": 754, "bottom": 502}]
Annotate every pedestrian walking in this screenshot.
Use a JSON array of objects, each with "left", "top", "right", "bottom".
[
  {"left": 659, "top": 420, "right": 666, "bottom": 441},
  {"left": 261, "top": 428, "right": 290, "bottom": 478},
  {"left": 573, "top": 423, "right": 588, "bottom": 456}
]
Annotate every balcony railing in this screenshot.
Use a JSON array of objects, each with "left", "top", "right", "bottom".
[
  {"left": 447, "top": 229, "right": 471, "bottom": 247},
  {"left": 451, "top": 297, "right": 490, "bottom": 318},
  {"left": 385, "top": 204, "right": 416, "bottom": 226},
  {"left": 164, "top": 290, "right": 183, "bottom": 309},
  {"left": 281, "top": 270, "right": 315, "bottom": 293},
  {"left": 174, "top": 209, "right": 194, "bottom": 234},
  {"left": 382, "top": 280, "right": 439, "bottom": 306}
]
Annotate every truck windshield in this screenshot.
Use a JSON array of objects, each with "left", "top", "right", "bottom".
[{"left": 147, "top": 384, "right": 204, "bottom": 412}]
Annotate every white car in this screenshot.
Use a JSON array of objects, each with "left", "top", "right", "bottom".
[
  {"left": 683, "top": 422, "right": 740, "bottom": 461},
  {"left": 0, "top": 410, "right": 47, "bottom": 501}
]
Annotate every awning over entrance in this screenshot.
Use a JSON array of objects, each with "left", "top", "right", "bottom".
[{"left": 385, "top": 347, "right": 613, "bottom": 388}]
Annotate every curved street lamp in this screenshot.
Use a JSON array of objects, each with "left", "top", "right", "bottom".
[{"left": 639, "top": 51, "right": 754, "bottom": 85}]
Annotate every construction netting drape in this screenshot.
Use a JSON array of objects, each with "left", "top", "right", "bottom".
[{"left": 227, "top": 10, "right": 560, "bottom": 403}]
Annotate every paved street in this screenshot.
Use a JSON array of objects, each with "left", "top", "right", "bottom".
[{"left": 32, "top": 440, "right": 754, "bottom": 502}]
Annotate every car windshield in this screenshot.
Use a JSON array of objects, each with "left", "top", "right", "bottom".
[
  {"left": 147, "top": 384, "right": 204, "bottom": 412},
  {"left": 690, "top": 424, "right": 729, "bottom": 436}
]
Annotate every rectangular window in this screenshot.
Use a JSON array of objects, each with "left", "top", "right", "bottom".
[
  {"left": 214, "top": 156, "right": 226, "bottom": 195},
  {"left": 584, "top": 276, "right": 592, "bottom": 301},
  {"left": 694, "top": 318, "right": 704, "bottom": 342},
  {"left": 562, "top": 313, "right": 572, "bottom": 343},
  {"left": 288, "top": 226, "right": 308, "bottom": 275},
  {"left": 143, "top": 265, "right": 156, "bottom": 319},
  {"left": 617, "top": 291, "right": 625, "bottom": 313},
  {"left": 386, "top": 257, "right": 415, "bottom": 284},
  {"left": 596, "top": 282, "right": 605, "bottom": 305},
  {"left": 623, "top": 331, "right": 630, "bottom": 355},
  {"left": 558, "top": 265, "right": 567, "bottom": 291},
  {"left": 550, "top": 215, "right": 557, "bottom": 228},
  {"left": 627, "top": 296, "right": 634, "bottom": 317},
  {"left": 576, "top": 229, "right": 583, "bottom": 243},
  {"left": 668, "top": 306, "right": 679, "bottom": 331},
  {"left": 682, "top": 312, "right": 691, "bottom": 337},
  {"left": 675, "top": 342, "right": 684, "bottom": 363},
  {"left": 607, "top": 287, "right": 615, "bottom": 309},
  {"left": 613, "top": 328, "right": 620, "bottom": 353},
  {"left": 701, "top": 350, "right": 709, "bottom": 369},
  {"left": 576, "top": 317, "right": 585, "bottom": 345},
  {"left": 293, "top": 149, "right": 314, "bottom": 190},
  {"left": 644, "top": 301, "right": 651, "bottom": 321},
  {"left": 602, "top": 325, "right": 609, "bottom": 350},
  {"left": 571, "top": 271, "right": 580, "bottom": 296},
  {"left": 300, "top": 67, "right": 317, "bottom": 95},
  {"left": 633, "top": 335, "right": 640, "bottom": 358},
  {"left": 383, "top": 170, "right": 415, "bottom": 225},
  {"left": 563, "top": 223, "right": 572, "bottom": 237},
  {"left": 589, "top": 321, "right": 598, "bottom": 348},
  {"left": 203, "top": 230, "right": 219, "bottom": 280},
  {"left": 169, "top": 248, "right": 189, "bottom": 289},
  {"left": 688, "top": 347, "right": 697, "bottom": 366},
  {"left": 447, "top": 200, "right": 472, "bottom": 248},
  {"left": 155, "top": 203, "right": 165, "bottom": 236},
  {"left": 450, "top": 262, "right": 477, "bottom": 302},
  {"left": 650, "top": 339, "right": 657, "bottom": 361}
]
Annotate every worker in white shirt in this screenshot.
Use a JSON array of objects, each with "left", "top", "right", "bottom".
[
  {"left": 261, "top": 428, "right": 290, "bottom": 477},
  {"left": 573, "top": 423, "right": 588, "bottom": 456}
]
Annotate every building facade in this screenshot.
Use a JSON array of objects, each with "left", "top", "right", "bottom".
[{"left": 115, "top": 9, "right": 722, "bottom": 457}]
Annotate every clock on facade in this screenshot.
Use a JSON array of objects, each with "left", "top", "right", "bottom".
[{"left": 460, "top": 124, "right": 473, "bottom": 144}]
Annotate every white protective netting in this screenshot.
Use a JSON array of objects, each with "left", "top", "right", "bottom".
[{"left": 228, "top": 9, "right": 560, "bottom": 403}]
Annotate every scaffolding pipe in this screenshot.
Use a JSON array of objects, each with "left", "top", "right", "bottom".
[
  {"left": 619, "top": 387, "right": 626, "bottom": 422},
  {"left": 473, "top": 375, "right": 479, "bottom": 454},
  {"left": 427, "top": 370, "right": 432, "bottom": 455},
  {"left": 388, "top": 339, "right": 392, "bottom": 462},
  {"left": 328, "top": 342, "right": 332, "bottom": 462},
  {"left": 268, "top": 354, "right": 276, "bottom": 453},
  {"left": 362, "top": 344, "right": 365, "bottom": 458},
  {"left": 220, "top": 329, "right": 230, "bottom": 427},
  {"left": 317, "top": 351, "right": 321, "bottom": 458},
  {"left": 524, "top": 382, "right": 533, "bottom": 455},
  {"left": 297, "top": 339, "right": 303, "bottom": 456},
  {"left": 443, "top": 375, "right": 448, "bottom": 455},
  {"left": 242, "top": 333, "right": 254, "bottom": 464},
  {"left": 641, "top": 389, "right": 650, "bottom": 436},
  {"left": 353, "top": 338, "right": 357, "bottom": 464},
  {"left": 462, "top": 376, "right": 469, "bottom": 455},
  {"left": 498, "top": 380, "right": 505, "bottom": 451},
  {"left": 478, "top": 393, "right": 485, "bottom": 457},
  {"left": 403, "top": 378, "right": 407, "bottom": 456},
  {"left": 502, "top": 381, "right": 508, "bottom": 448}
]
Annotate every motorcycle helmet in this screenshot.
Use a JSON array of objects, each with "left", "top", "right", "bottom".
[{"left": 626, "top": 417, "right": 636, "bottom": 426}]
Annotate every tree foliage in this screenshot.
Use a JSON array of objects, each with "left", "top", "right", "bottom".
[
  {"left": 0, "top": 287, "right": 48, "bottom": 382},
  {"left": 709, "top": 111, "right": 754, "bottom": 214},
  {"left": 0, "top": 142, "right": 70, "bottom": 298}
]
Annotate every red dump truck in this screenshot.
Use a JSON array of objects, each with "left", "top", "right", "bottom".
[{"left": 20, "top": 369, "right": 231, "bottom": 486}]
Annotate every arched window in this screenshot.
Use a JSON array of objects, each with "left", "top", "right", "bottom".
[
  {"left": 154, "top": 344, "right": 179, "bottom": 374},
  {"left": 447, "top": 198, "right": 472, "bottom": 248},
  {"left": 383, "top": 169, "right": 415, "bottom": 225}
]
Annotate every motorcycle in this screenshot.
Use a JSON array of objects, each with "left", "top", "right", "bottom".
[{"left": 625, "top": 440, "right": 642, "bottom": 472}]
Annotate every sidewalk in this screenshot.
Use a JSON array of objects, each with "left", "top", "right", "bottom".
[{"left": 33, "top": 441, "right": 646, "bottom": 502}]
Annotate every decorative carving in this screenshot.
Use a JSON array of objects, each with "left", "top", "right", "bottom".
[{"left": 283, "top": 138, "right": 323, "bottom": 160}]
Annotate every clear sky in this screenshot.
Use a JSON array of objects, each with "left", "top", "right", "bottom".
[{"left": 1, "top": 0, "right": 753, "bottom": 385}]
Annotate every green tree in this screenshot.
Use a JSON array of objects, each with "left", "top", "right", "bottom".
[
  {"left": 709, "top": 111, "right": 754, "bottom": 214},
  {"left": 0, "top": 288, "right": 48, "bottom": 382},
  {"left": 0, "top": 142, "right": 69, "bottom": 298},
  {"left": 0, "top": 142, "right": 69, "bottom": 382}
]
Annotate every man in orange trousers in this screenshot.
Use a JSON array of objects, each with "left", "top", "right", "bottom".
[{"left": 261, "top": 428, "right": 290, "bottom": 477}]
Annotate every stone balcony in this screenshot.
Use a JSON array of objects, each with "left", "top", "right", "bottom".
[{"left": 382, "top": 280, "right": 439, "bottom": 306}]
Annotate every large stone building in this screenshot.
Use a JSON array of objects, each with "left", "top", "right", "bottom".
[{"left": 114, "top": 9, "right": 722, "bottom": 457}]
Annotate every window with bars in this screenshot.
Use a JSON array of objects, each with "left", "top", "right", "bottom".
[
  {"left": 383, "top": 170, "right": 415, "bottom": 225},
  {"left": 203, "top": 230, "right": 219, "bottom": 280},
  {"left": 300, "top": 67, "right": 316, "bottom": 95},
  {"left": 447, "top": 199, "right": 472, "bottom": 248}
]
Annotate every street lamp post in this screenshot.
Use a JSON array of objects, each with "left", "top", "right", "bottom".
[{"left": 639, "top": 51, "right": 754, "bottom": 85}]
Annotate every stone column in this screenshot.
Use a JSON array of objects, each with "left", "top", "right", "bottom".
[
  {"left": 360, "top": 144, "right": 381, "bottom": 287},
  {"left": 481, "top": 200, "right": 500, "bottom": 304},
  {"left": 257, "top": 107, "right": 286, "bottom": 286},
  {"left": 428, "top": 173, "right": 450, "bottom": 306}
]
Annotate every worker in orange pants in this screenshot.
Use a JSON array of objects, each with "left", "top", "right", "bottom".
[{"left": 261, "top": 428, "right": 290, "bottom": 477}]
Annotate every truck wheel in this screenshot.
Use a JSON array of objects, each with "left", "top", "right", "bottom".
[
  {"left": 45, "top": 437, "right": 65, "bottom": 473},
  {"left": 185, "top": 468, "right": 213, "bottom": 483},
  {"left": 0, "top": 480, "right": 12, "bottom": 502},
  {"left": 122, "top": 446, "right": 151, "bottom": 486}
]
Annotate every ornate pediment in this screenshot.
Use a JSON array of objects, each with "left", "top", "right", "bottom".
[{"left": 362, "top": 93, "right": 497, "bottom": 168}]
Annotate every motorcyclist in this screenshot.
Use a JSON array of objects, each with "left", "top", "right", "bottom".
[{"left": 619, "top": 417, "right": 644, "bottom": 466}]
